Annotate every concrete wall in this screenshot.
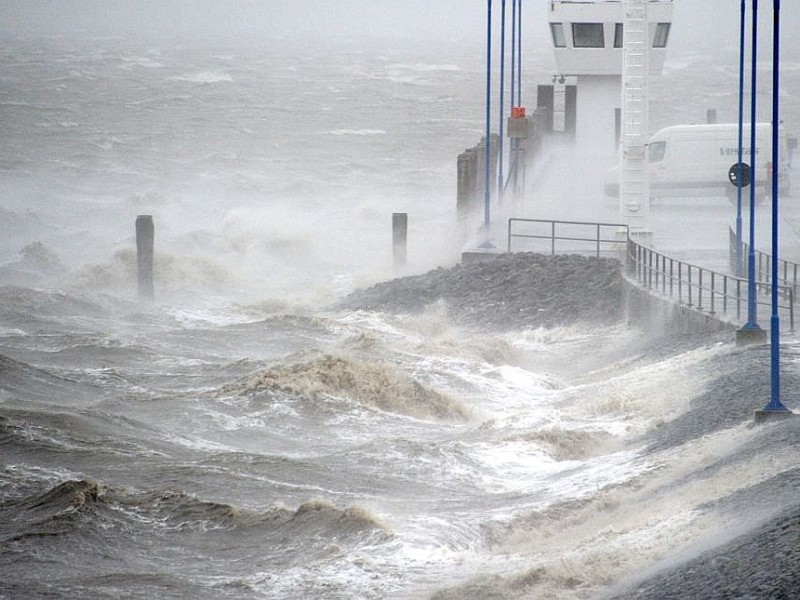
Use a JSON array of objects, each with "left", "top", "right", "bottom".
[{"left": 622, "top": 275, "right": 737, "bottom": 335}]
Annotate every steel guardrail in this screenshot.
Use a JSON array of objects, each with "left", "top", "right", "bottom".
[
  {"left": 507, "top": 218, "right": 629, "bottom": 256},
  {"left": 629, "top": 238, "right": 794, "bottom": 332},
  {"left": 507, "top": 218, "right": 795, "bottom": 332},
  {"left": 730, "top": 226, "right": 800, "bottom": 302}
]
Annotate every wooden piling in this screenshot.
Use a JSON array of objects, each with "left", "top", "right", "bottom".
[
  {"left": 136, "top": 215, "right": 154, "bottom": 298},
  {"left": 456, "top": 134, "right": 499, "bottom": 221}
]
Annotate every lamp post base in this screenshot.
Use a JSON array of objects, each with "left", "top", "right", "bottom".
[
  {"left": 736, "top": 326, "right": 767, "bottom": 346},
  {"left": 754, "top": 408, "right": 795, "bottom": 425}
]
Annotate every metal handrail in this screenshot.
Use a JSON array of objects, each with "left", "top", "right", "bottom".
[
  {"left": 730, "top": 226, "right": 800, "bottom": 300},
  {"left": 507, "top": 218, "right": 629, "bottom": 256},
  {"left": 506, "top": 218, "right": 795, "bottom": 333},
  {"left": 629, "top": 238, "right": 795, "bottom": 332}
]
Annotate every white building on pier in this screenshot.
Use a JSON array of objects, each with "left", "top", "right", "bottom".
[{"left": 546, "top": 0, "right": 674, "bottom": 153}]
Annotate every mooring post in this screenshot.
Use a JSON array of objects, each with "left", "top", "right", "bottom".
[
  {"left": 392, "top": 212, "right": 407, "bottom": 269},
  {"left": 136, "top": 214, "right": 154, "bottom": 298}
]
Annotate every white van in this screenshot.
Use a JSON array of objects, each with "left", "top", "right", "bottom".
[{"left": 604, "top": 123, "right": 792, "bottom": 201}]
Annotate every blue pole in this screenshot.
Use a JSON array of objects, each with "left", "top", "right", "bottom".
[
  {"left": 735, "top": 0, "right": 746, "bottom": 277},
  {"left": 745, "top": 0, "right": 760, "bottom": 329},
  {"left": 498, "top": 0, "right": 506, "bottom": 201},
  {"left": 766, "top": 0, "right": 788, "bottom": 411},
  {"left": 509, "top": 0, "right": 516, "bottom": 191},
  {"left": 517, "top": 0, "right": 523, "bottom": 104},
  {"left": 510, "top": 0, "right": 516, "bottom": 110},
  {"left": 484, "top": 0, "right": 492, "bottom": 231}
]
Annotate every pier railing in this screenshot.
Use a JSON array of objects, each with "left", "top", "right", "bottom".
[
  {"left": 730, "top": 227, "right": 800, "bottom": 302},
  {"left": 629, "top": 240, "right": 794, "bottom": 332},
  {"left": 507, "top": 218, "right": 628, "bottom": 256},
  {"left": 507, "top": 218, "right": 795, "bottom": 332}
]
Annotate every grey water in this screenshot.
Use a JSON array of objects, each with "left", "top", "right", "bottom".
[{"left": 2, "top": 26, "right": 800, "bottom": 600}]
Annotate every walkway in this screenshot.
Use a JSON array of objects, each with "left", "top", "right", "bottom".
[{"left": 500, "top": 142, "right": 800, "bottom": 333}]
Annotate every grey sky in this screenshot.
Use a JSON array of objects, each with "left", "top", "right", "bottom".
[{"left": 0, "top": 1, "right": 796, "bottom": 53}]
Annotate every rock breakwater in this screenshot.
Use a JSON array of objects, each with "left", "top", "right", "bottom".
[{"left": 338, "top": 253, "right": 623, "bottom": 330}]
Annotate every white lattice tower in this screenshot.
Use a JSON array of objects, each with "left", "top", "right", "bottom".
[{"left": 620, "top": 0, "right": 651, "bottom": 237}]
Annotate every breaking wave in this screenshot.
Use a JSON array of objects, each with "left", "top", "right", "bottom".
[
  {"left": 72, "top": 250, "right": 232, "bottom": 293},
  {"left": 506, "top": 426, "right": 619, "bottom": 462},
  {"left": 0, "top": 478, "right": 389, "bottom": 549},
  {"left": 222, "top": 354, "right": 470, "bottom": 421},
  {"left": 1, "top": 479, "right": 101, "bottom": 543}
]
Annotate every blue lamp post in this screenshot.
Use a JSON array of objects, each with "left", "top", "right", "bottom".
[
  {"left": 517, "top": 0, "right": 522, "bottom": 104},
  {"left": 498, "top": 0, "right": 506, "bottom": 201},
  {"left": 483, "top": 0, "right": 492, "bottom": 233},
  {"left": 762, "top": 0, "right": 790, "bottom": 415},
  {"left": 510, "top": 0, "right": 516, "bottom": 110},
  {"left": 508, "top": 0, "right": 517, "bottom": 194},
  {"left": 744, "top": 0, "right": 760, "bottom": 332},
  {"left": 735, "top": 0, "right": 746, "bottom": 277}
]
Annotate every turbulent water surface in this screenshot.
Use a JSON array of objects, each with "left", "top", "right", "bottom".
[{"left": 2, "top": 29, "right": 800, "bottom": 600}]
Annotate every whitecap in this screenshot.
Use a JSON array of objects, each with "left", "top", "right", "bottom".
[
  {"left": 319, "top": 129, "right": 387, "bottom": 136},
  {"left": 119, "top": 56, "right": 163, "bottom": 69},
  {"left": 408, "top": 63, "right": 461, "bottom": 72},
  {"left": 170, "top": 72, "right": 233, "bottom": 84}
]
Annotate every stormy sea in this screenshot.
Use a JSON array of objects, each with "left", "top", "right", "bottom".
[{"left": 2, "top": 29, "right": 800, "bottom": 600}]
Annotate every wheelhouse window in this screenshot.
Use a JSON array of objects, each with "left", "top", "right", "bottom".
[
  {"left": 572, "top": 23, "right": 605, "bottom": 48},
  {"left": 614, "top": 23, "right": 624, "bottom": 48},
  {"left": 550, "top": 23, "right": 566, "bottom": 48},
  {"left": 653, "top": 23, "right": 671, "bottom": 48}
]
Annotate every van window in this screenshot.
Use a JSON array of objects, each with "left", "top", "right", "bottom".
[
  {"left": 649, "top": 141, "right": 666, "bottom": 163},
  {"left": 572, "top": 23, "right": 605, "bottom": 48}
]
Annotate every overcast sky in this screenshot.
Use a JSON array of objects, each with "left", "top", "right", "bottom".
[{"left": 0, "top": 1, "right": 796, "bottom": 53}]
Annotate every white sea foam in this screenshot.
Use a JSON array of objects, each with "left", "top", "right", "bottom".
[
  {"left": 405, "top": 63, "right": 461, "bottom": 72},
  {"left": 320, "top": 129, "right": 387, "bottom": 136},
  {"left": 170, "top": 71, "right": 233, "bottom": 83},
  {"left": 119, "top": 56, "right": 163, "bottom": 69},
  {"left": 163, "top": 306, "right": 257, "bottom": 328},
  {"left": 0, "top": 327, "right": 27, "bottom": 336}
]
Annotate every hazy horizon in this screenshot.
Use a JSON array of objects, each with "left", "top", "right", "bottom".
[{"left": 1, "top": 1, "right": 796, "bottom": 55}]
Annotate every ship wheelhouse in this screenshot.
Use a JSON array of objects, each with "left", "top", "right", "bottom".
[
  {"left": 541, "top": 1, "right": 674, "bottom": 151},
  {"left": 548, "top": 0, "right": 674, "bottom": 77}
]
